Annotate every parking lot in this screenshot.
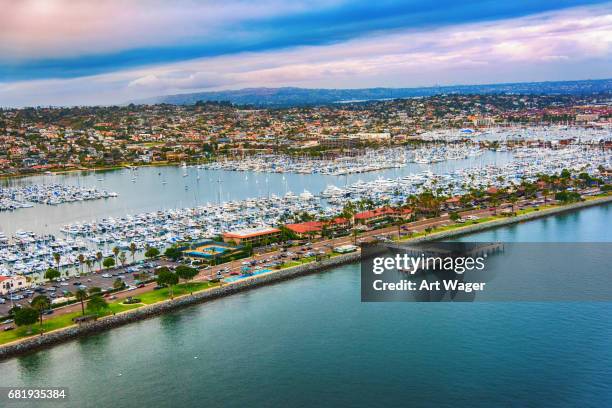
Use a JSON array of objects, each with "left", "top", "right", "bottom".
[{"left": 0, "top": 260, "right": 169, "bottom": 318}]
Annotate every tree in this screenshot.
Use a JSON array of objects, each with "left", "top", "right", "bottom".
[
  {"left": 542, "top": 188, "right": 550, "bottom": 205},
  {"left": 157, "top": 269, "right": 179, "bottom": 299},
  {"left": 509, "top": 195, "right": 519, "bottom": 214},
  {"left": 95, "top": 252, "right": 103, "bottom": 272},
  {"left": 75, "top": 289, "right": 88, "bottom": 315},
  {"left": 44, "top": 267, "right": 60, "bottom": 281},
  {"left": 85, "top": 259, "right": 93, "bottom": 274},
  {"left": 449, "top": 212, "right": 461, "bottom": 222},
  {"left": 164, "top": 246, "right": 183, "bottom": 261},
  {"left": 176, "top": 265, "right": 198, "bottom": 282},
  {"left": 77, "top": 253, "right": 85, "bottom": 274},
  {"left": 145, "top": 247, "right": 160, "bottom": 260},
  {"left": 30, "top": 295, "right": 51, "bottom": 332},
  {"left": 394, "top": 218, "right": 404, "bottom": 237},
  {"left": 129, "top": 242, "right": 137, "bottom": 262},
  {"left": 112, "top": 246, "right": 120, "bottom": 264},
  {"left": 102, "top": 257, "right": 115, "bottom": 269},
  {"left": 53, "top": 252, "right": 61, "bottom": 272},
  {"left": 176, "top": 265, "right": 198, "bottom": 295},
  {"left": 86, "top": 295, "right": 109, "bottom": 317},
  {"left": 113, "top": 278, "right": 126, "bottom": 290},
  {"left": 118, "top": 251, "right": 127, "bottom": 267},
  {"left": 14, "top": 307, "right": 39, "bottom": 334}
]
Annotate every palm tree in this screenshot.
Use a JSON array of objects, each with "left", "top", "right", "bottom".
[
  {"left": 509, "top": 195, "right": 519, "bottom": 214},
  {"left": 52, "top": 252, "right": 61, "bottom": 273},
  {"left": 31, "top": 295, "right": 51, "bottom": 333},
  {"left": 95, "top": 252, "right": 103, "bottom": 272},
  {"left": 75, "top": 289, "right": 87, "bottom": 315},
  {"left": 129, "top": 243, "right": 137, "bottom": 263},
  {"left": 112, "top": 246, "right": 120, "bottom": 264},
  {"left": 119, "top": 252, "right": 127, "bottom": 267},
  {"left": 77, "top": 253, "right": 85, "bottom": 274},
  {"left": 395, "top": 218, "right": 404, "bottom": 238},
  {"left": 85, "top": 259, "right": 93, "bottom": 274}
]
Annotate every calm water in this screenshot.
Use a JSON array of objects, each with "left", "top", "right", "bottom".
[
  {"left": 0, "top": 151, "right": 510, "bottom": 236},
  {"left": 1, "top": 205, "right": 610, "bottom": 407}
]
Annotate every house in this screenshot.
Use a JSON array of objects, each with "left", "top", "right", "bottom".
[
  {"left": 0, "top": 275, "right": 28, "bottom": 295},
  {"left": 222, "top": 227, "right": 281, "bottom": 246}
]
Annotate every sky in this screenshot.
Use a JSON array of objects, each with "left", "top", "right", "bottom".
[{"left": 0, "top": 0, "right": 611, "bottom": 107}]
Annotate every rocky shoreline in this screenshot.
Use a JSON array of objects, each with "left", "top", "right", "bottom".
[{"left": 1, "top": 195, "right": 610, "bottom": 360}]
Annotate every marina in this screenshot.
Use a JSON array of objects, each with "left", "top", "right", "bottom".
[
  {"left": 0, "top": 142, "right": 609, "bottom": 280},
  {"left": 419, "top": 125, "right": 611, "bottom": 142},
  {"left": 320, "top": 146, "right": 611, "bottom": 205},
  {"left": 0, "top": 150, "right": 512, "bottom": 237},
  {"left": 1, "top": 204, "right": 611, "bottom": 408},
  {"left": 203, "top": 145, "right": 485, "bottom": 175},
  {"left": 0, "top": 184, "right": 117, "bottom": 212}
]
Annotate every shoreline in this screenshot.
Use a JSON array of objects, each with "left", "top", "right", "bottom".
[
  {"left": 0, "top": 195, "right": 610, "bottom": 360},
  {"left": 0, "top": 162, "right": 183, "bottom": 181}
]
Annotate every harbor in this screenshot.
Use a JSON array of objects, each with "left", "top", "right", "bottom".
[
  {"left": 203, "top": 144, "right": 485, "bottom": 175},
  {"left": 0, "top": 184, "right": 117, "bottom": 212},
  {"left": 1, "top": 203, "right": 611, "bottom": 407},
  {"left": 0, "top": 142, "right": 609, "bottom": 280}
]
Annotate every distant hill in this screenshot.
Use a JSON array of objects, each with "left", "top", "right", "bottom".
[{"left": 137, "top": 79, "right": 611, "bottom": 107}]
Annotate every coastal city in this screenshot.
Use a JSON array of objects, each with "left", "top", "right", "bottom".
[
  {"left": 2, "top": 1, "right": 612, "bottom": 407},
  {"left": 1, "top": 93, "right": 610, "bottom": 177},
  {"left": 0, "top": 98, "right": 610, "bottom": 320}
]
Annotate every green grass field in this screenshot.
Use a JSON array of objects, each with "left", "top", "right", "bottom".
[
  {"left": 137, "top": 282, "right": 218, "bottom": 304},
  {"left": 0, "top": 281, "right": 219, "bottom": 345}
]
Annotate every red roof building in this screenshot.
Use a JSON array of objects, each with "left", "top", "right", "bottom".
[
  {"left": 285, "top": 218, "right": 350, "bottom": 238},
  {"left": 222, "top": 227, "right": 281, "bottom": 245},
  {"left": 354, "top": 207, "right": 412, "bottom": 225}
]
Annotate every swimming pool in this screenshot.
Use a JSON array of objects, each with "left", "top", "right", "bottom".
[
  {"left": 224, "top": 269, "right": 272, "bottom": 283},
  {"left": 184, "top": 245, "right": 232, "bottom": 259}
]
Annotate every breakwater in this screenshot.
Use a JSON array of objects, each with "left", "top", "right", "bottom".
[
  {"left": 409, "top": 195, "right": 612, "bottom": 242},
  {"left": 1, "top": 195, "right": 610, "bottom": 360},
  {"left": 0, "top": 252, "right": 361, "bottom": 360}
]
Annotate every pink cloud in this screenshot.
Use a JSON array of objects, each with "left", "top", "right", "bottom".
[{"left": 1, "top": 3, "right": 610, "bottom": 106}]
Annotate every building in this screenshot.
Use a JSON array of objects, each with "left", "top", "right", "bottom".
[
  {"left": 352, "top": 132, "right": 392, "bottom": 143},
  {"left": 320, "top": 136, "right": 359, "bottom": 149},
  {"left": 285, "top": 221, "right": 323, "bottom": 238},
  {"left": 354, "top": 207, "right": 397, "bottom": 226},
  {"left": 0, "top": 275, "right": 28, "bottom": 295},
  {"left": 222, "top": 227, "right": 281, "bottom": 246},
  {"left": 285, "top": 217, "right": 350, "bottom": 238},
  {"left": 575, "top": 113, "right": 599, "bottom": 123},
  {"left": 354, "top": 207, "right": 413, "bottom": 226}
]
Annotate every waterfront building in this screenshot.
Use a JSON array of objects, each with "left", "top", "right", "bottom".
[
  {"left": 222, "top": 227, "right": 281, "bottom": 246},
  {"left": 0, "top": 275, "right": 28, "bottom": 295},
  {"left": 285, "top": 217, "right": 350, "bottom": 238},
  {"left": 354, "top": 207, "right": 410, "bottom": 226}
]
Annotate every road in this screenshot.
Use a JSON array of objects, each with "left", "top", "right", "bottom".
[{"left": 0, "top": 197, "right": 545, "bottom": 330}]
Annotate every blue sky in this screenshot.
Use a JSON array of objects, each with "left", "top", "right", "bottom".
[{"left": 1, "top": 0, "right": 611, "bottom": 106}]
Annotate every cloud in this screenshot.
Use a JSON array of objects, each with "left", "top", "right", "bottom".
[
  {"left": 1, "top": 4, "right": 610, "bottom": 106},
  {"left": 0, "top": 0, "right": 332, "bottom": 61},
  {"left": 1, "top": 0, "right": 609, "bottom": 80}
]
